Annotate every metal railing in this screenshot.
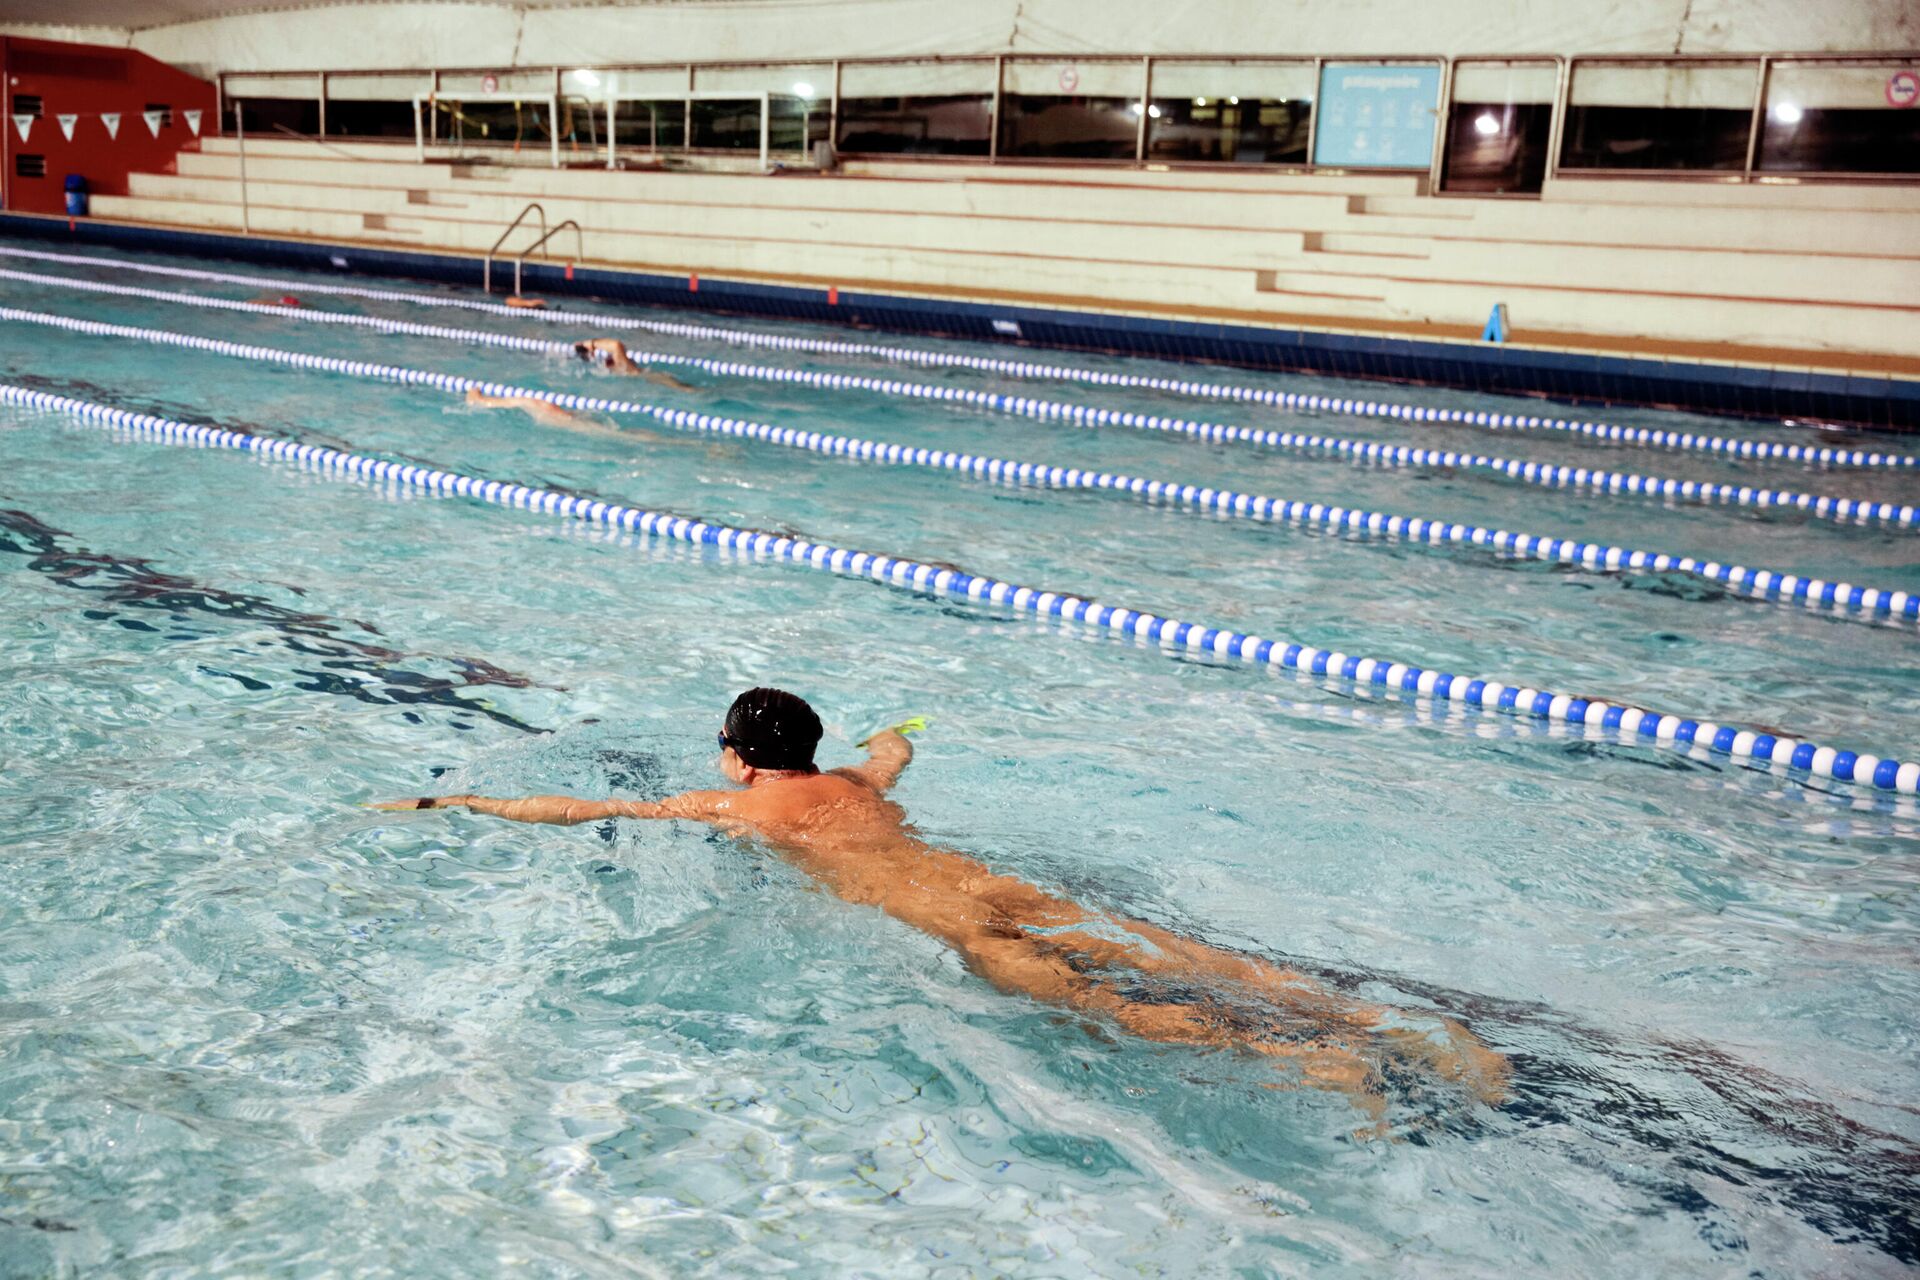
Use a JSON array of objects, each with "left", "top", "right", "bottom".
[
  {"left": 483, "top": 201, "right": 545, "bottom": 292},
  {"left": 509, "top": 219, "right": 583, "bottom": 295},
  {"left": 482, "top": 202, "right": 582, "bottom": 293}
]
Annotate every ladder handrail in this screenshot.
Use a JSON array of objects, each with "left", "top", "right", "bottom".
[
  {"left": 482, "top": 201, "right": 548, "bottom": 293},
  {"left": 512, "top": 219, "right": 584, "bottom": 296}
]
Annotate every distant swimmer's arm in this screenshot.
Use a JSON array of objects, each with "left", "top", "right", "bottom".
[
  {"left": 831, "top": 727, "right": 914, "bottom": 793},
  {"left": 367, "top": 790, "right": 732, "bottom": 825}
]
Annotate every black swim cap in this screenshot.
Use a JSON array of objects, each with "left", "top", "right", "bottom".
[{"left": 723, "top": 688, "right": 822, "bottom": 770}]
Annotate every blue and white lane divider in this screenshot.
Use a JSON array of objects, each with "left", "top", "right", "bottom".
[
  {"left": 0, "top": 244, "right": 1910, "bottom": 471},
  {"left": 16, "top": 266, "right": 1915, "bottom": 491},
  {"left": 7, "top": 380, "right": 1914, "bottom": 795},
  {"left": 6, "top": 299, "right": 1917, "bottom": 621},
  {"left": 6, "top": 302, "right": 1914, "bottom": 536}
]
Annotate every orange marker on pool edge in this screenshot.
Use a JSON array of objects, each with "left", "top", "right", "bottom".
[
  {"left": 828, "top": 286, "right": 839, "bottom": 306},
  {"left": 565, "top": 263, "right": 574, "bottom": 281},
  {"left": 689, "top": 272, "right": 700, "bottom": 293}
]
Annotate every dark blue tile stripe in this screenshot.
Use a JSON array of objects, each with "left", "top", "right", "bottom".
[{"left": 3, "top": 212, "right": 1912, "bottom": 432}]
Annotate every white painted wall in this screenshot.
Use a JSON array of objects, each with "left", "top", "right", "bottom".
[{"left": 5, "top": 0, "right": 1915, "bottom": 78}]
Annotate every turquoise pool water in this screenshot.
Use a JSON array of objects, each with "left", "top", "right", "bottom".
[{"left": 1, "top": 243, "right": 1917, "bottom": 1277}]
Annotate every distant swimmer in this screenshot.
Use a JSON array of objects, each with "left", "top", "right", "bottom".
[
  {"left": 503, "top": 295, "right": 547, "bottom": 310},
  {"left": 574, "top": 337, "right": 698, "bottom": 392},
  {"left": 374, "top": 688, "right": 1510, "bottom": 1118},
  {"left": 247, "top": 293, "right": 301, "bottom": 308},
  {"left": 463, "top": 385, "right": 677, "bottom": 446},
  {"left": 464, "top": 385, "right": 593, "bottom": 429}
]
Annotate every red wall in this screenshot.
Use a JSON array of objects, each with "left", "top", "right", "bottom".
[{"left": 2, "top": 37, "right": 218, "bottom": 215}]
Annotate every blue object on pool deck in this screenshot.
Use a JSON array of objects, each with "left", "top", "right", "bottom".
[
  {"left": 62, "top": 175, "right": 87, "bottom": 218},
  {"left": 1482, "top": 303, "right": 1509, "bottom": 344},
  {"left": 6, "top": 380, "right": 1915, "bottom": 795}
]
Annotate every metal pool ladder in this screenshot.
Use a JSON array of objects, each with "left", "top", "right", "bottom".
[{"left": 483, "top": 201, "right": 583, "bottom": 295}]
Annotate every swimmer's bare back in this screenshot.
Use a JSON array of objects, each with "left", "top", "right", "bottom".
[{"left": 374, "top": 730, "right": 1509, "bottom": 1114}]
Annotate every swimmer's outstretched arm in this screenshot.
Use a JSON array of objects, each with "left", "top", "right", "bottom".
[
  {"left": 368, "top": 791, "right": 730, "bottom": 824},
  {"left": 830, "top": 727, "right": 913, "bottom": 793}
]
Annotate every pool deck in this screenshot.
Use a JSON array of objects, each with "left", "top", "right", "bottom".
[{"left": 4, "top": 209, "right": 1915, "bottom": 432}]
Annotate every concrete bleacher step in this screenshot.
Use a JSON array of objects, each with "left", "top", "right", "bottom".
[
  {"left": 91, "top": 137, "right": 1920, "bottom": 364},
  {"left": 124, "top": 170, "right": 1317, "bottom": 270},
  {"left": 1254, "top": 269, "right": 1391, "bottom": 304},
  {"left": 1543, "top": 175, "right": 1920, "bottom": 212},
  {"left": 172, "top": 148, "right": 1366, "bottom": 233},
  {"left": 88, "top": 192, "right": 1270, "bottom": 317},
  {"left": 1384, "top": 276, "right": 1902, "bottom": 358},
  {"left": 1350, "top": 195, "right": 1475, "bottom": 221},
  {"left": 1302, "top": 232, "right": 1430, "bottom": 260}
]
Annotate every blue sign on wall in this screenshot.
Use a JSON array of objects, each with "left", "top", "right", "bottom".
[{"left": 1312, "top": 63, "right": 1442, "bottom": 168}]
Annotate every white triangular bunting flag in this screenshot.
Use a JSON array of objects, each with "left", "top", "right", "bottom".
[
  {"left": 11, "top": 114, "right": 31, "bottom": 143},
  {"left": 183, "top": 109, "right": 202, "bottom": 136},
  {"left": 142, "top": 109, "right": 164, "bottom": 137},
  {"left": 57, "top": 113, "right": 78, "bottom": 141},
  {"left": 102, "top": 112, "right": 121, "bottom": 139}
]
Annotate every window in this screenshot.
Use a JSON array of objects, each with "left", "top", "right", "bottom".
[
  {"left": 837, "top": 60, "right": 993, "bottom": 156},
  {"left": 15, "top": 154, "right": 46, "bottom": 178},
  {"left": 1759, "top": 61, "right": 1920, "bottom": 174},
  {"left": 689, "top": 98, "right": 766, "bottom": 150},
  {"left": 1561, "top": 61, "right": 1758, "bottom": 171},
  {"left": 437, "top": 99, "right": 554, "bottom": 146},
  {"left": 143, "top": 102, "right": 171, "bottom": 129},
  {"left": 13, "top": 95, "right": 43, "bottom": 119},
  {"left": 611, "top": 100, "right": 687, "bottom": 152},
  {"left": 999, "top": 60, "right": 1142, "bottom": 160},
  {"left": 691, "top": 65, "right": 831, "bottom": 152},
  {"left": 325, "top": 73, "right": 429, "bottom": 140},
  {"left": 234, "top": 98, "right": 321, "bottom": 137},
  {"left": 1145, "top": 61, "right": 1314, "bottom": 164},
  {"left": 1442, "top": 61, "right": 1557, "bottom": 193}
]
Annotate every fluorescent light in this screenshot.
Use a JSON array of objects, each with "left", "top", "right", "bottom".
[
  {"left": 1194, "top": 96, "right": 1208, "bottom": 106},
  {"left": 1771, "top": 102, "right": 1803, "bottom": 124},
  {"left": 571, "top": 69, "right": 600, "bottom": 88},
  {"left": 1227, "top": 96, "right": 1239, "bottom": 105},
  {"left": 1473, "top": 112, "right": 1500, "bottom": 136},
  {"left": 792, "top": 81, "right": 815, "bottom": 99}
]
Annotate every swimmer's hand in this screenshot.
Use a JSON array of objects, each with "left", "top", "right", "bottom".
[
  {"left": 857, "top": 716, "right": 930, "bottom": 748},
  {"left": 364, "top": 794, "right": 474, "bottom": 811}
]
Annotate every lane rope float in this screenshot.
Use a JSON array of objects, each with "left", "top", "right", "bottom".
[
  {"left": 5, "top": 301, "right": 1913, "bottom": 539},
  {"left": 0, "top": 244, "right": 1909, "bottom": 470},
  {"left": 14, "top": 264, "right": 1914, "bottom": 487},
  {"left": 5, "top": 300, "right": 1916, "bottom": 621},
  {"left": 6, "top": 380, "right": 1913, "bottom": 794}
]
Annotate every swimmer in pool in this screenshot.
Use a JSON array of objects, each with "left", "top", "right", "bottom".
[
  {"left": 574, "top": 337, "right": 697, "bottom": 392},
  {"left": 373, "top": 688, "right": 1509, "bottom": 1116},
  {"left": 464, "top": 385, "right": 596, "bottom": 429}
]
